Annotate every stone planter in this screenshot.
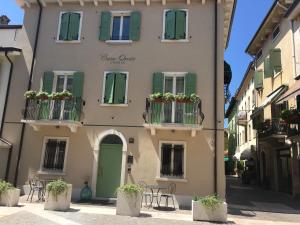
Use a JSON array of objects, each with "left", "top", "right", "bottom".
[
  {"left": 0, "top": 188, "right": 20, "bottom": 207},
  {"left": 192, "top": 200, "right": 227, "bottom": 222},
  {"left": 116, "top": 190, "right": 141, "bottom": 217},
  {"left": 44, "top": 184, "right": 72, "bottom": 211}
]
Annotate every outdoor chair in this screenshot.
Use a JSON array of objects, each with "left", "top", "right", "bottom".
[
  {"left": 27, "top": 178, "right": 44, "bottom": 202},
  {"left": 158, "top": 183, "right": 176, "bottom": 209},
  {"left": 138, "top": 181, "right": 152, "bottom": 207}
]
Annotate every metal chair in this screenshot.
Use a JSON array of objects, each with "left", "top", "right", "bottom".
[
  {"left": 158, "top": 183, "right": 176, "bottom": 209},
  {"left": 27, "top": 178, "right": 44, "bottom": 202},
  {"left": 138, "top": 181, "right": 152, "bottom": 207}
]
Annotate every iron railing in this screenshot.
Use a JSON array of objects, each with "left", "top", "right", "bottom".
[
  {"left": 23, "top": 98, "right": 82, "bottom": 122},
  {"left": 257, "top": 119, "right": 300, "bottom": 138},
  {"left": 143, "top": 98, "right": 204, "bottom": 126}
]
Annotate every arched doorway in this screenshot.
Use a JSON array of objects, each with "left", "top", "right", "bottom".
[{"left": 96, "top": 134, "right": 123, "bottom": 198}]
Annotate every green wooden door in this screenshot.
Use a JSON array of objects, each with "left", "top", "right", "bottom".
[{"left": 96, "top": 144, "right": 122, "bottom": 198}]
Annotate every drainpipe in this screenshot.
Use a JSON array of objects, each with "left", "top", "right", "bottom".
[
  {"left": 290, "top": 20, "right": 297, "bottom": 79},
  {"left": 13, "top": 0, "right": 43, "bottom": 186},
  {"left": 213, "top": 0, "right": 218, "bottom": 195}
]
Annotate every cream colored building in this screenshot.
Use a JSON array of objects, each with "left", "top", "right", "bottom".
[
  {"left": 1, "top": 0, "right": 235, "bottom": 206},
  {"left": 247, "top": 0, "right": 300, "bottom": 196}
]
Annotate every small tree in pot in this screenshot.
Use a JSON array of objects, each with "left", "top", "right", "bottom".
[
  {"left": 116, "top": 184, "right": 143, "bottom": 217},
  {"left": 0, "top": 181, "right": 20, "bottom": 207},
  {"left": 192, "top": 195, "right": 227, "bottom": 222},
  {"left": 44, "top": 179, "right": 72, "bottom": 211}
]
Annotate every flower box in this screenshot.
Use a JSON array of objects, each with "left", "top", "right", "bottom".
[
  {"left": 44, "top": 184, "right": 72, "bottom": 211},
  {"left": 0, "top": 188, "right": 20, "bottom": 207},
  {"left": 116, "top": 190, "right": 141, "bottom": 217},
  {"left": 192, "top": 200, "right": 227, "bottom": 222}
]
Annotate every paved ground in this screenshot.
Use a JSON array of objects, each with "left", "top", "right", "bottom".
[{"left": 0, "top": 176, "right": 300, "bottom": 225}]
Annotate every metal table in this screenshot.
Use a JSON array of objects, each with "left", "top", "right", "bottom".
[{"left": 145, "top": 184, "right": 169, "bottom": 208}]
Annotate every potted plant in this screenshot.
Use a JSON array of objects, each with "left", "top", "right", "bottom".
[
  {"left": 149, "top": 93, "right": 163, "bottom": 102},
  {"left": 189, "top": 93, "right": 201, "bottom": 103},
  {"left": 36, "top": 91, "right": 49, "bottom": 100},
  {"left": 192, "top": 195, "right": 227, "bottom": 222},
  {"left": 24, "top": 90, "right": 37, "bottom": 100},
  {"left": 51, "top": 91, "right": 73, "bottom": 101},
  {"left": 163, "top": 92, "right": 175, "bottom": 103},
  {"left": 281, "top": 109, "right": 300, "bottom": 124},
  {"left": 0, "top": 181, "right": 20, "bottom": 207},
  {"left": 175, "top": 93, "right": 189, "bottom": 103},
  {"left": 116, "top": 184, "right": 143, "bottom": 217},
  {"left": 44, "top": 179, "right": 72, "bottom": 211}
]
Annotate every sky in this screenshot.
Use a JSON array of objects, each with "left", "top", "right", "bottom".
[{"left": 1, "top": 0, "right": 274, "bottom": 125}]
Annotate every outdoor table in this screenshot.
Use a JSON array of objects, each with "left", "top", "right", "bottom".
[{"left": 145, "top": 184, "right": 169, "bottom": 208}]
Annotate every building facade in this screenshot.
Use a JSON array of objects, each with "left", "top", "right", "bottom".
[{"left": 2, "top": 0, "right": 235, "bottom": 206}]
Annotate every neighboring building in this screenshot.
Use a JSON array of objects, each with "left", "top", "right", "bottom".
[
  {"left": 0, "top": 16, "right": 22, "bottom": 180},
  {"left": 2, "top": 0, "right": 235, "bottom": 206},
  {"left": 246, "top": 0, "right": 300, "bottom": 195}
]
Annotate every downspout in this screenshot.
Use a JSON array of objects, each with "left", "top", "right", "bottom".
[
  {"left": 13, "top": 0, "right": 43, "bottom": 186},
  {"left": 290, "top": 20, "right": 297, "bottom": 79},
  {"left": 214, "top": 0, "right": 218, "bottom": 195},
  {"left": 2, "top": 52, "right": 14, "bottom": 181}
]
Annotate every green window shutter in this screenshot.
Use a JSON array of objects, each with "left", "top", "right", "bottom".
[
  {"left": 270, "top": 48, "right": 282, "bottom": 74},
  {"left": 254, "top": 70, "right": 263, "bottom": 90},
  {"left": 72, "top": 72, "right": 84, "bottom": 121},
  {"left": 113, "top": 73, "right": 127, "bottom": 104},
  {"left": 68, "top": 13, "right": 81, "bottom": 41},
  {"left": 99, "top": 11, "right": 112, "bottom": 41},
  {"left": 152, "top": 72, "right": 164, "bottom": 93},
  {"left": 184, "top": 73, "right": 197, "bottom": 124},
  {"left": 59, "top": 12, "right": 70, "bottom": 41},
  {"left": 164, "top": 10, "right": 176, "bottom": 40},
  {"left": 42, "top": 71, "right": 54, "bottom": 93},
  {"left": 175, "top": 10, "right": 186, "bottom": 40},
  {"left": 264, "top": 57, "right": 272, "bottom": 78},
  {"left": 130, "top": 11, "right": 141, "bottom": 41},
  {"left": 104, "top": 73, "right": 115, "bottom": 104},
  {"left": 184, "top": 73, "right": 196, "bottom": 95}
]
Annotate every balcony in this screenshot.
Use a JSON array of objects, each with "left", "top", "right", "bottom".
[
  {"left": 21, "top": 98, "right": 83, "bottom": 132},
  {"left": 143, "top": 99, "right": 204, "bottom": 137}
]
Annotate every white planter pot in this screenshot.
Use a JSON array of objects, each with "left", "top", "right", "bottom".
[
  {"left": 0, "top": 188, "right": 20, "bottom": 207},
  {"left": 116, "top": 190, "right": 141, "bottom": 217},
  {"left": 44, "top": 184, "right": 72, "bottom": 211},
  {"left": 192, "top": 200, "right": 227, "bottom": 222}
]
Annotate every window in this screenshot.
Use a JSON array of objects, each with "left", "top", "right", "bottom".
[
  {"left": 272, "top": 25, "right": 280, "bottom": 41},
  {"left": 252, "top": 90, "right": 256, "bottom": 107},
  {"left": 40, "top": 137, "right": 68, "bottom": 172},
  {"left": 160, "top": 142, "right": 185, "bottom": 179},
  {"left": 58, "top": 12, "right": 82, "bottom": 42},
  {"left": 99, "top": 11, "right": 141, "bottom": 42},
  {"left": 163, "top": 9, "right": 188, "bottom": 41},
  {"left": 102, "top": 72, "right": 128, "bottom": 105},
  {"left": 248, "top": 124, "right": 251, "bottom": 141}
]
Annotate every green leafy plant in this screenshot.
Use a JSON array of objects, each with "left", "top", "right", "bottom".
[
  {"left": 50, "top": 91, "right": 73, "bottom": 100},
  {"left": 36, "top": 91, "right": 49, "bottom": 100},
  {"left": 24, "top": 90, "right": 37, "bottom": 99},
  {"left": 0, "top": 180, "right": 13, "bottom": 200},
  {"left": 237, "top": 160, "right": 245, "bottom": 171},
  {"left": 46, "top": 179, "right": 68, "bottom": 201},
  {"left": 195, "top": 195, "right": 222, "bottom": 210},
  {"left": 175, "top": 93, "right": 189, "bottom": 102},
  {"left": 149, "top": 93, "right": 163, "bottom": 102},
  {"left": 163, "top": 92, "right": 175, "bottom": 102},
  {"left": 118, "top": 184, "right": 142, "bottom": 197},
  {"left": 189, "top": 93, "right": 201, "bottom": 103},
  {"left": 280, "top": 109, "right": 300, "bottom": 123}
]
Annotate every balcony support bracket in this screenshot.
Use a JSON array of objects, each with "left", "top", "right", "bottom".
[{"left": 21, "top": 120, "right": 82, "bottom": 133}]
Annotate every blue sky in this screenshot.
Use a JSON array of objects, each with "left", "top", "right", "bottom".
[{"left": 1, "top": 0, "right": 274, "bottom": 124}]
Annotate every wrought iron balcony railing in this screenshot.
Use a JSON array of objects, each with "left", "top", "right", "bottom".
[
  {"left": 143, "top": 98, "right": 204, "bottom": 126},
  {"left": 257, "top": 119, "right": 300, "bottom": 138},
  {"left": 23, "top": 98, "right": 83, "bottom": 122}
]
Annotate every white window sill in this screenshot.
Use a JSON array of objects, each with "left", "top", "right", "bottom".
[
  {"left": 37, "top": 170, "right": 66, "bottom": 176},
  {"left": 105, "top": 40, "right": 133, "bottom": 44},
  {"left": 161, "top": 39, "right": 189, "bottom": 43},
  {"left": 155, "top": 177, "right": 188, "bottom": 182},
  {"left": 100, "top": 103, "right": 128, "bottom": 107},
  {"left": 56, "top": 40, "right": 81, "bottom": 44}
]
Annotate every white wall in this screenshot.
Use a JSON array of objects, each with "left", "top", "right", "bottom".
[
  {"left": 0, "top": 59, "right": 10, "bottom": 131},
  {"left": 0, "top": 29, "right": 21, "bottom": 48}
]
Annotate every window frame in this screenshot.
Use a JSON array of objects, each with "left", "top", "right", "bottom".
[
  {"left": 39, "top": 136, "right": 69, "bottom": 175},
  {"left": 157, "top": 141, "right": 187, "bottom": 181},
  {"left": 105, "top": 10, "right": 133, "bottom": 44},
  {"left": 101, "top": 71, "right": 129, "bottom": 106},
  {"left": 161, "top": 9, "right": 189, "bottom": 43},
  {"left": 56, "top": 11, "right": 83, "bottom": 43}
]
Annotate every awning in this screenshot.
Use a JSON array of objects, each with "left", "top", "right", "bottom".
[
  {"left": 240, "top": 149, "right": 252, "bottom": 160},
  {"left": 276, "top": 80, "right": 300, "bottom": 104},
  {"left": 233, "top": 152, "right": 241, "bottom": 161},
  {"left": 251, "top": 85, "right": 288, "bottom": 119}
]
